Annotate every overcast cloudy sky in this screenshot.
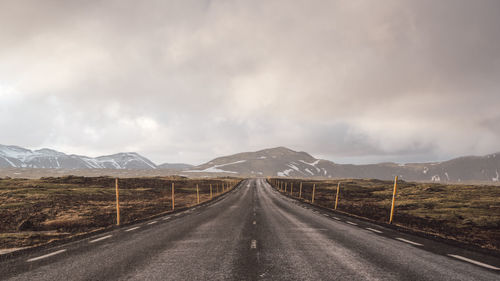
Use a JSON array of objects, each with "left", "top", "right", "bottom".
[{"left": 1, "top": 0, "right": 499, "bottom": 165}]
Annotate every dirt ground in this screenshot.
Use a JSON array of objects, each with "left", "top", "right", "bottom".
[
  {"left": 0, "top": 176, "right": 239, "bottom": 249},
  {"left": 270, "top": 178, "right": 500, "bottom": 252}
]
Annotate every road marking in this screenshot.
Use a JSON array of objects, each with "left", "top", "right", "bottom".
[
  {"left": 174, "top": 213, "right": 181, "bottom": 216},
  {"left": 89, "top": 235, "right": 112, "bottom": 243},
  {"left": 332, "top": 217, "right": 341, "bottom": 220},
  {"left": 253, "top": 221, "right": 256, "bottom": 225},
  {"left": 346, "top": 221, "right": 358, "bottom": 226},
  {"left": 448, "top": 254, "right": 500, "bottom": 270},
  {"left": 251, "top": 240, "right": 257, "bottom": 249},
  {"left": 27, "top": 249, "right": 66, "bottom": 262},
  {"left": 125, "top": 226, "right": 140, "bottom": 232},
  {"left": 162, "top": 216, "right": 171, "bottom": 221},
  {"left": 396, "top": 237, "right": 423, "bottom": 246},
  {"left": 323, "top": 214, "right": 330, "bottom": 217},
  {"left": 366, "top": 227, "right": 382, "bottom": 234},
  {"left": 147, "top": 221, "right": 158, "bottom": 225}
]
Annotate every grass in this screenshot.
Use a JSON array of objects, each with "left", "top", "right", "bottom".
[
  {"left": 271, "top": 178, "right": 500, "bottom": 251},
  {"left": 0, "top": 176, "right": 240, "bottom": 249}
]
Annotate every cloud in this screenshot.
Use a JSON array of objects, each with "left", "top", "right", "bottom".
[{"left": 1, "top": 0, "right": 499, "bottom": 164}]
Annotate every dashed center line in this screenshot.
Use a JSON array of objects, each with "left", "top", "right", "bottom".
[
  {"left": 253, "top": 221, "right": 256, "bottom": 225},
  {"left": 27, "top": 249, "right": 66, "bottom": 262},
  {"left": 396, "top": 237, "right": 423, "bottom": 246},
  {"left": 332, "top": 217, "right": 341, "bottom": 220},
  {"left": 125, "top": 226, "right": 140, "bottom": 232},
  {"left": 89, "top": 235, "right": 112, "bottom": 243},
  {"left": 251, "top": 240, "right": 257, "bottom": 249},
  {"left": 147, "top": 221, "right": 158, "bottom": 225},
  {"left": 322, "top": 214, "right": 330, "bottom": 217},
  {"left": 366, "top": 227, "right": 383, "bottom": 234},
  {"left": 346, "top": 221, "right": 358, "bottom": 226},
  {"left": 162, "top": 216, "right": 171, "bottom": 221},
  {"left": 448, "top": 254, "right": 500, "bottom": 270}
]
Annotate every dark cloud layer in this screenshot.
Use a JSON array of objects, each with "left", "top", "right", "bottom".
[{"left": 1, "top": 0, "right": 499, "bottom": 164}]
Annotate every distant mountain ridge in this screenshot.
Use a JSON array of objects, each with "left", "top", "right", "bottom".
[
  {"left": 0, "top": 145, "right": 182, "bottom": 170},
  {"left": 1, "top": 144, "right": 499, "bottom": 182},
  {"left": 186, "top": 147, "right": 500, "bottom": 183}
]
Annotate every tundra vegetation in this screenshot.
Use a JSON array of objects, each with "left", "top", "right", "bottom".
[
  {"left": 0, "top": 176, "right": 238, "bottom": 250},
  {"left": 271, "top": 178, "right": 500, "bottom": 252}
]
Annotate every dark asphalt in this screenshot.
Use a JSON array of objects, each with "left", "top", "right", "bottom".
[{"left": 0, "top": 178, "right": 499, "bottom": 280}]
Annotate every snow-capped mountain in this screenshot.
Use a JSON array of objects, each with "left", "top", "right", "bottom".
[
  {"left": 186, "top": 147, "right": 329, "bottom": 177},
  {"left": 2, "top": 144, "right": 499, "bottom": 182},
  {"left": 186, "top": 147, "right": 500, "bottom": 183},
  {"left": 0, "top": 145, "right": 157, "bottom": 170}
]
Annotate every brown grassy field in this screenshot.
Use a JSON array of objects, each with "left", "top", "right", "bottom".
[
  {"left": 270, "top": 178, "right": 500, "bottom": 252},
  {"left": 0, "top": 176, "right": 239, "bottom": 250}
]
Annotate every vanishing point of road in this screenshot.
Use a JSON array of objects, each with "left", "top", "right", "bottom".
[{"left": 1, "top": 179, "right": 499, "bottom": 280}]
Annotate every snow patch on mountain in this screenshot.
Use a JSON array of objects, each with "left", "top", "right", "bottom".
[
  {"left": 277, "top": 169, "right": 294, "bottom": 177},
  {"left": 186, "top": 160, "right": 246, "bottom": 174}
]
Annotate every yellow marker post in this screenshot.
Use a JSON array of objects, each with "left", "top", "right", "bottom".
[
  {"left": 196, "top": 184, "right": 200, "bottom": 204},
  {"left": 285, "top": 182, "right": 287, "bottom": 193},
  {"left": 216, "top": 184, "right": 219, "bottom": 195},
  {"left": 171, "top": 182, "right": 175, "bottom": 210},
  {"left": 115, "top": 178, "right": 120, "bottom": 226},
  {"left": 223, "top": 183, "right": 225, "bottom": 193},
  {"left": 290, "top": 183, "right": 293, "bottom": 196},
  {"left": 334, "top": 182, "right": 340, "bottom": 210},
  {"left": 299, "top": 182, "right": 303, "bottom": 198},
  {"left": 389, "top": 176, "right": 398, "bottom": 224},
  {"left": 210, "top": 184, "right": 213, "bottom": 199},
  {"left": 312, "top": 184, "right": 316, "bottom": 204}
]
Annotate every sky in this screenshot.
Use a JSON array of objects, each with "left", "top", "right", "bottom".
[{"left": 1, "top": 0, "right": 499, "bottom": 165}]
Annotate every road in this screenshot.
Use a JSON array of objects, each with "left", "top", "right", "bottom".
[{"left": 1, "top": 178, "right": 499, "bottom": 280}]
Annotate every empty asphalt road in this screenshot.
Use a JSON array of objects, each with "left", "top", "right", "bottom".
[{"left": 1, "top": 179, "right": 499, "bottom": 280}]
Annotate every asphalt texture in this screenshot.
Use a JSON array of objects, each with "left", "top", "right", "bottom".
[{"left": 0, "top": 178, "right": 499, "bottom": 280}]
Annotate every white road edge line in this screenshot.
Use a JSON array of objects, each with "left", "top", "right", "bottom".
[
  {"left": 366, "top": 227, "right": 382, "bottom": 234},
  {"left": 27, "top": 249, "right": 66, "bottom": 262},
  {"left": 147, "top": 221, "right": 158, "bottom": 225},
  {"left": 89, "top": 235, "right": 112, "bottom": 243},
  {"left": 346, "top": 221, "right": 358, "bottom": 226},
  {"left": 162, "top": 216, "right": 171, "bottom": 221},
  {"left": 251, "top": 240, "right": 257, "bottom": 249},
  {"left": 448, "top": 254, "right": 500, "bottom": 270},
  {"left": 396, "top": 237, "right": 423, "bottom": 246},
  {"left": 125, "top": 226, "right": 140, "bottom": 232}
]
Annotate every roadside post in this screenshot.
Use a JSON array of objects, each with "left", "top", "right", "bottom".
[
  {"left": 172, "top": 182, "right": 175, "bottom": 210},
  {"left": 389, "top": 176, "right": 398, "bottom": 224},
  {"left": 299, "top": 182, "right": 303, "bottom": 198},
  {"left": 312, "top": 184, "right": 316, "bottom": 203},
  {"left": 210, "top": 184, "right": 213, "bottom": 199},
  {"left": 285, "top": 182, "right": 287, "bottom": 193},
  {"left": 290, "top": 183, "right": 293, "bottom": 196},
  {"left": 196, "top": 184, "right": 200, "bottom": 204},
  {"left": 334, "top": 182, "right": 340, "bottom": 210},
  {"left": 115, "top": 178, "right": 120, "bottom": 226}
]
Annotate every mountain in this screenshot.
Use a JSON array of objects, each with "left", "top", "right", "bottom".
[
  {"left": 0, "top": 145, "right": 157, "bottom": 170},
  {"left": 157, "top": 163, "right": 194, "bottom": 170},
  {"left": 186, "top": 147, "right": 326, "bottom": 176},
  {"left": 2, "top": 144, "right": 499, "bottom": 182},
  {"left": 186, "top": 147, "right": 500, "bottom": 183}
]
